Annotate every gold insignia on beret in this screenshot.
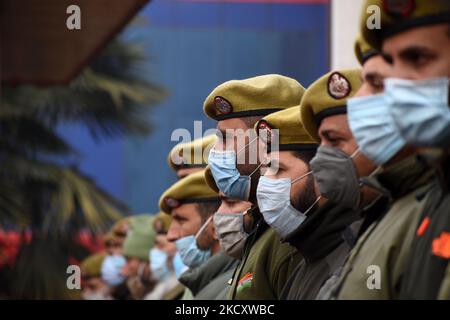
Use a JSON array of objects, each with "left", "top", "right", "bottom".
[
  {"left": 383, "top": 0, "right": 415, "bottom": 18},
  {"left": 214, "top": 96, "right": 233, "bottom": 114},
  {"left": 327, "top": 72, "right": 352, "bottom": 99},
  {"left": 164, "top": 197, "right": 180, "bottom": 209}
]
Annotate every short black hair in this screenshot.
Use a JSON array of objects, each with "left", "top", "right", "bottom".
[
  {"left": 197, "top": 200, "right": 221, "bottom": 223},
  {"left": 290, "top": 149, "right": 316, "bottom": 167},
  {"left": 242, "top": 116, "right": 263, "bottom": 129}
]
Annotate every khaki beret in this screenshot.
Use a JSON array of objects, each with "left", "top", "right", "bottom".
[
  {"left": 159, "top": 170, "right": 219, "bottom": 214},
  {"left": 203, "top": 74, "right": 305, "bottom": 121},
  {"left": 111, "top": 218, "right": 130, "bottom": 238},
  {"left": 80, "top": 252, "right": 107, "bottom": 278},
  {"left": 300, "top": 69, "right": 363, "bottom": 142},
  {"left": 167, "top": 134, "right": 217, "bottom": 171},
  {"left": 122, "top": 215, "right": 156, "bottom": 261},
  {"left": 204, "top": 165, "right": 219, "bottom": 193},
  {"left": 360, "top": 0, "right": 450, "bottom": 50},
  {"left": 255, "top": 106, "right": 318, "bottom": 151},
  {"left": 354, "top": 34, "right": 379, "bottom": 66}
]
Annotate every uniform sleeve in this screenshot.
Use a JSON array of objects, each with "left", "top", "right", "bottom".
[{"left": 271, "top": 242, "right": 302, "bottom": 298}]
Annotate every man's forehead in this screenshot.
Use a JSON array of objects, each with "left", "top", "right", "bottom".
[
  {"left": 383, "top": 24, "right": 449, "bottom": 55},
  {"left": 172, "top": 203, "right": 197, "bottom": 217},
  {"left": 319, "top": 114, "right": 349, "bottom": 132},
  {"left": 217, "top": 118, "right": 247, "bottom": 131}
]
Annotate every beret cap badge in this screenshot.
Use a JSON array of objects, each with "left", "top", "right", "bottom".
[
  {"left": 214, "top": 96, "right": 232, "bottom": 114},
  {"left": 164, "top": 197, "right": 180, "bottom": 209},
  {"left": 327, "top": 72, "right": 351, "bottom": 99},
  {"left": 257, "top": 120, "right": 273, "bottom": 144},
  {"left": 383, "top": 0, "right": 415, "bottom": 18}
]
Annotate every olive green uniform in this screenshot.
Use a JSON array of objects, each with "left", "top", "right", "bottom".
[
  {"left": 333, "top": 155, "right": 435, "bottom": 299},
  {"left": 227, "top": 222, "right": 301, "bottom": 300},
  {"left": 178, "top": 253, "right": 238, "bottom": 300}
]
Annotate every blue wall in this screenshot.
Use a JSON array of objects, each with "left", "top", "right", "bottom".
[{"left": 60, "top": 0, "right": 330, "bottom": 214}]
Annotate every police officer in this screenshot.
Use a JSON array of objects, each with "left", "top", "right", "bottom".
[
  {"left": 168, "top": 134, "right": 217, "bottom": 179},
  {"left": 204, "top": 75, "right": 303, "bottom": 299},
  {"left": 121, "top": 215, "right": 157, "bottom": 300},
  {"left": 327, "top": 1, "right": 444, "bottom": 299},
  {"left": 280, "top": 69, "right": 387, "bottom": 299},
  {"left": 160, "top": 170, "right": 237, "bottom": 299},
  {"left": 360, "top": 0, "right": 450, "bottom": 299}
]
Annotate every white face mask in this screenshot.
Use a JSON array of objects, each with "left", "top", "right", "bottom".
[
  {"left": 101, "top": 254, "right": 126, "bottom": 286},
  {"left": 256, "top": 172, "right": 320, "bottom": 239},
  {"left": 149, "top": 248, "right": 171, "bottom": 281},
  {"left": 386, "top": 77, "right": 450, "bottom": 148},
  {"left": 213, "top": 207, "right": 252, "bottom": 260}
]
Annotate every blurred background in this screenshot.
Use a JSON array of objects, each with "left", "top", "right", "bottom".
[{"left": 0, "top": 0, "right": 363, "bottom": 299}]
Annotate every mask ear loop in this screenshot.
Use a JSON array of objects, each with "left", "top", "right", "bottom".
[
  {"left": 195, "top": 215, "right": 213, "bottom": 240},
  {"left": 236, "top": 135, "right": 258, "bottom": 155},
  {"left": 243, "top": 204, "right": 258, "bottom": 216},
  {"left": 236, "top": 135, "right": 260, "bottom": 172},
  {"left": 368, "top": 166, "right": 383, "bottom": 177},
  {"left": 291, "top": 170, "right": 313, "bottom": 185},
  {"left": 303, "top": 195, "right": 322, "bottom": 216},
  {"left": 290, "top": 169, "right": 321, "bottom": 215},
  {"left": 351, "top": 147, "right": 383, "bottom": 186},
  {"left": 248, "top": 161, "right": 263, "bottom": 178},
  {"left": 350, "top": 147, "right": 360, "bottom": 159}
]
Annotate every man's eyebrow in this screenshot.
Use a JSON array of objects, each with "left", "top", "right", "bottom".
[
  {"left": 319, "top": 128, "right": 336, "bottom": 137},
  {"left": 364, "top": 71, "right": 383, "bottom": 82},
  {"left": 399, "top": 45, "right": 433, "bottom": 55},
  {"left": 172, "top": 212, "right": 184, "bottom": 220},
  {"left": 399, "top": 46, "right": 436, "bottom": 59}
]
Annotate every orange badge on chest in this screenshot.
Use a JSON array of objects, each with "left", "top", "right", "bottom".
[{"left": 432, "top": 232, "right": 450, "bottom": 259}]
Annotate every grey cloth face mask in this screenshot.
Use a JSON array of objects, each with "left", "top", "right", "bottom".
[
  {"left": 310, "top": 145, "right": 365, "bottom": 209},
  {"left": 213, "top": 207, "right": 252, "bottom": 260}
]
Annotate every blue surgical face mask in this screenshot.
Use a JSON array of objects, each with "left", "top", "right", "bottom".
[
  {"left": 101, "top": 254, "right": 126, "bottom": 286},
  {"left": 172, "top": 252, "right": 188, "bottom": 278},
  {"left": 208, "top": 136, "right": 261, "bottom": 200},
  {"left": 149, "top": 248, "right": 171, "bottom": 281},
  {"left": 256, "top": 173, "right": 320, "bottom": 240},
  {"left": 386, "top": 77, "right": 450, "bottom": 148},
  {"left": 175, "top": 216, "right": 213, "bottom": 268},
  {"left": 348, "top": 93, "right": 406, "bottom": 165}
]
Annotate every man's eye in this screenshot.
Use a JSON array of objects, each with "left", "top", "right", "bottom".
[
  {"left": 326, "top": 136, "right": 339, "bottom": 144},
  {"left": 370, "top": 80, "right": 384, "bottom": 93},
  {"left": 404, "top": 51, "right": 434, "bottom": 67}
]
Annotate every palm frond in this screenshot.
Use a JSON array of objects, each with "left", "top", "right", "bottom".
[
  {"left": 0, "top": 40, "right": 167, "bottom": 138},
  {"left": 0, "top": 156, "right": 125, "bottom": 231},
  {"left": 0, "top": 114, "right": 74, "bottom": 156}
]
